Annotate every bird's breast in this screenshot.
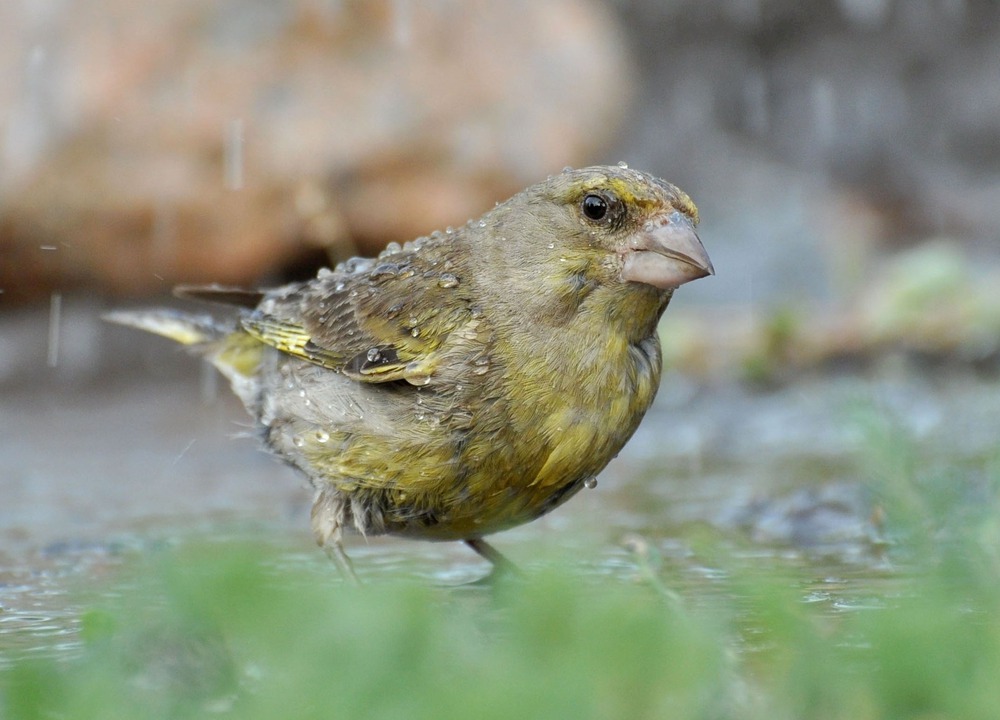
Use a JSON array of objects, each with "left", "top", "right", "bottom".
[{"left": 453, "top": 328, "right": 663, "bottom": 532}]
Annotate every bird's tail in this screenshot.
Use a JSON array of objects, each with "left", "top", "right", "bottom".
[
  {"left": 102, "top": 308, "right": 230, "bottom": 346},
  {"left": 104, "top": 308, "right": 265, "bottom": 409}
]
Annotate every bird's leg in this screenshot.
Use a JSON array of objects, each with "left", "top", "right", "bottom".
[
  {"left": 465, "top": 538, "right": 519, "bottom": 579},
  {"left": 312, "top": 487, "right": 360, "bottom": 585},
  {"left": 323, "top": 537, "right": 359, "bottom": 585}
]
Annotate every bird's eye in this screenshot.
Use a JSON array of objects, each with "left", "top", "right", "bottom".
[{"left": 581, "top": 193, "right": 609, "bottom": 221}]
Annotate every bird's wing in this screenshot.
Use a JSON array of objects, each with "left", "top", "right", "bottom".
[{"left": 241, "top": 252, "right": 473, "bottom": 384}]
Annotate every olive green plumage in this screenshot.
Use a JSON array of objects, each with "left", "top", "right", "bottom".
[{"left": 107, "top": 165, "right": 713, "bottom": 578}]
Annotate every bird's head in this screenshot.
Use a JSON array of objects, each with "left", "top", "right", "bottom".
[
  {"left": 468, "top": 166, "right": 713, "bottom": 332},
  {"left": 532, "top": 165, "right": 713, "bottom": 291}
]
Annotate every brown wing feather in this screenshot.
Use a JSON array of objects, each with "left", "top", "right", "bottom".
[{"left": 240, "top": 243, "right": 475, "bottom": 384}]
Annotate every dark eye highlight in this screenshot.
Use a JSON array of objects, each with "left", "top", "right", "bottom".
[{"left": 581, "top": 193, "right": 609, "bottom": 221}]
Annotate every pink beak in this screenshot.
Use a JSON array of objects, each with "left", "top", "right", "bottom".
[{"left": 621, "top": 211, "right": 714, "bottom": 290}]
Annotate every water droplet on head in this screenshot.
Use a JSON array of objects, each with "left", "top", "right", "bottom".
[
  {"left": 477, "top": 220, "right": 487, "bottom": 228},
  {"left": 386, "top": 303, "right": 403, "bottom": 319},
  {"left": 562, "top": 165, "right": 574, "bottom": 173},
  {"left": 336, "top": 257, "right": 362, "bottom": 274},
  {"left": 315, "top": 430, "right": 329, "bottom": 443},
  {"left": 617, "top": 161, "right": 629, "bottom": 169},
  {"left": 437, "top": 273, "right": 460, "bottom": 288},
  {"left": 298, "top": 389, "right": 306, "bottom": 398},
  {"left": 584, "top": 477, "right": 598, "bottom": 489},
  {"left": 292, "top": 435, "right": 305, "bottom": 448},
  {"left": 410, "top": 327, "right": 421, "bottom": 337},
  {"left": 547, "top": 242, "right": 555, "bottom": 249},
  {"left": 382, "top": 241, "right": 402, "bottom": 256},
  {"left": 370, "top": 263, "right": 400, "bottom": 280},
  {"left": 445, "top": 226, "right": 455, "bottom": 235},
  {"left": 367, "top": 347, "right": 382, "bottom": 362}
]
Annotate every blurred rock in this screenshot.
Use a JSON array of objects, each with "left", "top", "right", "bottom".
[
  {"left": 858, "top": 241, "right": 1000, "bottom": 358},
  {"left": 732, "top": 482, "right": 878, "bottom": 554},
  {"left": 0, "top": 0, "right": 632, "bottom": 303}
]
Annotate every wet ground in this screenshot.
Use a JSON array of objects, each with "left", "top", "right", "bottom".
[{"left": 3, "top": 299, "right": 1000, "bottom": 665}]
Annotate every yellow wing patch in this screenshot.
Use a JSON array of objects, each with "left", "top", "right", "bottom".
[
  {"left": 243, "top": 316, "right": 313, "bottom": 357},
  {"left": 242, "top": 315, "right": 346, "bottom": 371},
  {"left": 242, "top": 314, "right": 430, "bottom": 384}
]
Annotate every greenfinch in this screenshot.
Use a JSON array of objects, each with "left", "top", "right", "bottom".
[{"left": 107, "top": 165, "right": 713, "bottom": 580}]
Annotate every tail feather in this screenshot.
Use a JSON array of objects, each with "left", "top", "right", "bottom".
[
  {"left": 102, "top": 309, "right": 230, "bottom": 346},
  {"left": 105, "top": 307, "right": 264, "bottom": 411}
]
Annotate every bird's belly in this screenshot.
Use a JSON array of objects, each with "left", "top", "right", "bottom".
[
  {"left": 386, "top": 476, "right": 589, "bottom": 541},
  {"left": 260, "top": 348, "right": 655, "bottom": 541},
  {"left": 386, "top": 411, "right": 631, "bottom": 540}
]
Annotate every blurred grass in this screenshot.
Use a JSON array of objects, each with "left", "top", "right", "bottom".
[{"left": 3, "top": 410, "right": 1000, "bottom": 720}]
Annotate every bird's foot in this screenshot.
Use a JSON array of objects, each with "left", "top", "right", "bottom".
[
  {"left": 323, "top": 541, "right": 360, "bottom": 585},
  {"left": 463, "top": 538, "right": 520, "bottom": 585}
]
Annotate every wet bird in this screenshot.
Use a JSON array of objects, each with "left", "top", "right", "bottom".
[{"left": 106, "top": 165, "right": 713, "bottom": 581}]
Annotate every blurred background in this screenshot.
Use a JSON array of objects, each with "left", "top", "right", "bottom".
[
  {"left": 3, "top": 0, "right": 1000, "bottom": 643},
  {"left": 5, "top": 0, "right": 1000, "bottom": 369}
]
